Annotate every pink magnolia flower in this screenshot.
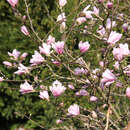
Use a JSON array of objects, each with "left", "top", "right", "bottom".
[
  {"left": 47, "top": 35, "right": 55, "bottom": 45},
  {"left": 74, "top": 67, "right": 88, "bottom": 75},
  {"left": 113, "top": 43, "right": 130, "bottom": 61},
  {"left": 8, "top": 49, "right": 20, "bottom": 60},
  {"left": 75, "top": 89, "right": 88, "bottom": 96},
  {"left": 30, "top": 51, "right": 45, "bottom": 65},
  {"left": 39, "top": 91, "right": 49, "bottom": 101},
  {"left": 112, "top": 48, "right": 123, "bottom": 61},
  {"left": 101, "top": 69, "right": 116, "bottom": 87},
  {"left": 90, "top": 96, "right": 98, "bottom": 102},
  {"left": 50, "top": 80, "right": 66, "bottom": 97},
  {"left": 83, "top": 5, "right": 93, "bottom": 19},
  {"left": 57, "top": 13, "right": 66, "bottom": 22},
  {"left": 0, "top": 77, "right": 4, "bottom": 82},
  {"left": 3, "top": 61, "right": 12, "bottom": 67},
  {"left": 119, "top": 43, "right": 130, "bottom": 56},
  {"left": 52, "top": 41, "right": 65, "bottom": 54},
  {"left": 79, "top": 41, "right": 90, "bottom": 53},
  {"left": 126, "top": 87, "right": 130, "bottom": 98},
  {"left": 51, "top": 59, "right": 61, "bottom": 66},
  {"left": 21, "top": 25, "right": 29, "bottom": 36},
  {"left": 97, "top": 25, "right": 106, "bottom": 36},
  {"left": 14, "top": 63, "right": 29, "bottom": 75},
  {"left": 7, "top": 0, "right": 18, "bottom": 8},
  {"left": 59, "top": 0, "right": 67, "bottom": 7},
  {"left": 20, "top": 81, "right": 34, "bottom": 94},
  {"left": 113, "top": 61, "right": 119, "bottom": 70},
  {"left": 107, "top": 31, "right": 122, "bottom": 45},
  {"left": 93, "top": 6, "right": 99, "bottom": 16},
  {"left": 106, "top": 18, "right": 116, "bottom": 29},
  {"left": 39, "top": 43, "right": 51, "bottom": 56},
  {"left": 76, "top": 17, "right": 86, "bottom": 25},
  {"left": 68, "top": 104, "right": 80, "bottom": 116}
]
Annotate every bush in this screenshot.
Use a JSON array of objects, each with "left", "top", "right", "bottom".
[{"left": 0, "top": 0, "right": 130, "bottom": 129}]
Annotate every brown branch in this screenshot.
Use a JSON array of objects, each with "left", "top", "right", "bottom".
[{"left": 24, "top": 0, "right": 43, "bottom": 43}]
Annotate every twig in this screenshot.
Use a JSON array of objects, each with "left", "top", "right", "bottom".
[
  {"left": 105, "top": 107, "right": 111, "bottom": 130},
  {"left": 24, "top": 0, "right": 43, "bottom": 43},
  {"left": 15, "top": 112, "right": 45, "bottom": 129}
]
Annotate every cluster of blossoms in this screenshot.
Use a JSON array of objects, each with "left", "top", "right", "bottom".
[{"left": 2, "top": 0, "right": 130, "bottom": 127}]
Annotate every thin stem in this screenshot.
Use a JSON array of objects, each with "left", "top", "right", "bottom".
[{"left": 24, "top": 0, "right": 43, "bottom": 43}]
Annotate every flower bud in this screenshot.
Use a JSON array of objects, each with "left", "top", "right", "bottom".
[
  {"left": 52, "top": 41, "right": 65, "bottom": 55},
  {"left": 126, "top": 87, "right": 130, "bottom": 98},
  {"left": 90, "top": 96, "right": 98, "bottom": 102},
  {"left": 113, "top": 61, "right": 119, "bottom": 70},
  {"left": 56, "top": 119, "right": 63, "bottom": 124},
  {"left": 122, "top": 23, "right": 128, "bottom": 32},
  {"left": 68, "top": 84, "right": 74, "bottom": 90},
  {"left": 0, "top": 77, "right": 4, "bottom": 82},
  {"left": 40, "top": 85, "right": 45, "bottom": 89},
  {"left": 22, "top": 15, "right": 26, "bottom": 22},
  {"left": 68, "top": 104, "right": 80, "bottom": 116},
  {"left": 99, "top": 61, "right": 104, "bottom": 68},
  {"left": 102, "top": 104, "right": 107, "bottom": 109},
  {"left": 76, "top": 17, "right": 86, "bottom": 25},
  {"left": 47, "top": 35, "right": 55, "bottom": 45},
  {"left": 50, "top": 80, "right": 66, "bottom": 97},
  {"left": 21, "top": 25, "right": 29, "bottom": 36},
  {"left": 20, "top": 52, "right": 28, "bottom": 60},
  {"left": 20, "top": 81, "right": 34, "bottom": 94},
  {"left": 3, "top": 61, "right": 12, "bottom": 67},
  {"left": 107, "top": 1, "right": 113, "bottom": 9},
  {"left": 39, "top": 91, "right": 49, "bottom": 101},
  {"left": 79, "top": 41, "right": 90, "bottom": 53},
  {"left": 60, "top": 22, "right": 66, "bottom": 33},
  {"left": 59, "top": 0, "right": 67, "bottom": 7}
]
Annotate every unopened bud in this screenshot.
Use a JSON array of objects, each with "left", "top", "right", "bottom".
[
  {"left": 56, "top": 119, "right": 63, "bottom": 124},
  {"left": 90, "top": 96, "right": 98, "bottom": 102},
  {"left": 22, "top": 15, "right": 26, "bottom": 21},
  {"left": 107, "top": 2, "right": 113, "bottom": 9},
  {"left": 21, "top": 25, "right": 30, "bottom": 36},
  {"left": 0, "top": 77, "right": 4, "bottom": 82},
  {"left": 3, "top": 61, "right": 12, "bottom": 67},
  {"left": 126, "top": 87, "right": 130, "bottom": 98},
  {"left": 99, "top": 61, "right": 104, "bottom": 68},
  {"left": 122, "top": 23, "right": 128, "bottom": 32}
]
